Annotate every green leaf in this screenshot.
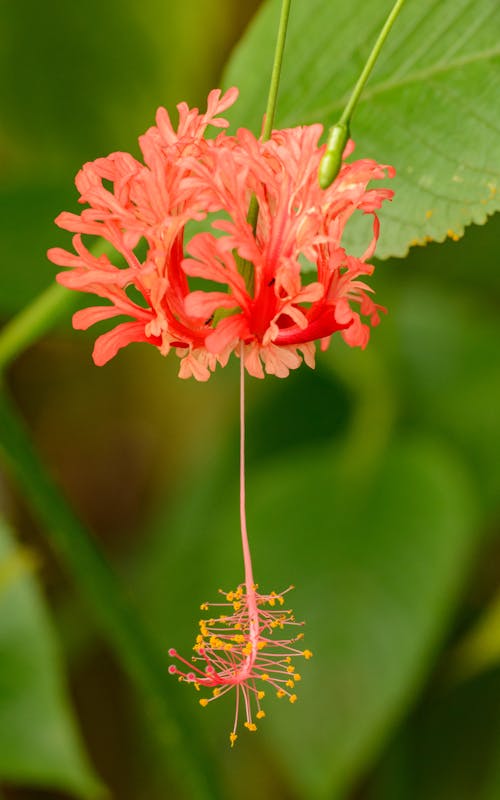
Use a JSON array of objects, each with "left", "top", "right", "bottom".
[
  {"left": 0, "top": 518, "right": 103, "bottom": 797},
  {"left": 376, "top": 219, "right": 500, "bottom": 512},
  {"left": 139, "top": 430, "right": 478, "bottom": 799},
  {"left": 224, "top": 0, "right": 500, "bottom": 257},
  {"left": 370, "top": 670, "right": 500, "bottom": 800}
]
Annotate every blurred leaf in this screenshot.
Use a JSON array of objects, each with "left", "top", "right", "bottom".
[
  {"left": 0, "top": 181, "right": 79, "bottom": 317},
  {"left": 0, "top": 518, "right": 103, "bottom": 798},
  {"left": 448, "top": 590, "right": 500, "bottom": 685},
  {"left": 0, "top": 0, "right": 249, "bottom": 175},
  {"left": 369, "top": 669, "right": 500, "bottom": 800},
  {"left": 139, "top": 425, "right": 478, "bottom": 799},
  {"left": 224, "top": 0, "right": 500, "bottom": 258},
  {"left": 0, "top": 546, "right": 36, "bottom": 596},
  {"left": 376, "top": 230, "right": 500, "bottom": 512},
  {"left": 0, "top": 0, "right": 258, "bottom": 316}
]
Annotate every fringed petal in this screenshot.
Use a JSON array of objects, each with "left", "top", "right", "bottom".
[{"left": 92, "top": 322, "right": 159, "bottom": 366}]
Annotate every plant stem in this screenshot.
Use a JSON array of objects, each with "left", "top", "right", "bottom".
[
  {"left": 0, "top": 284, "right": 76, "bottom": 374},
  {"left": 261, "top": 0, "right": 292, "bottom": 143},
  {"left": 239, "top": 0, "right": 292, "bottom": 292},
  {"left": 340, "top": 0, "right": 405, "bottom": 127},
  {"left": 319, "top": 0, "right": 406, "bottom": 188},
  {"left": 0, "top": 386, "right": 223, "bottom": 800}
]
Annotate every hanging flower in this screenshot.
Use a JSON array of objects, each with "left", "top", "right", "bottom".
[
  {"left": 168, "top": 583, "right": 312, "bottom": 746},
  {"left": 48, "top": 88, "right": 394, "bottom": 381}
]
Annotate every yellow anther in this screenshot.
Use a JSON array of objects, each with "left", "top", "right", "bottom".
[
  {"left": 194, "top": 682, "right": 200, "bottom": 691},
  {"left": 229, "top": 732, "right": 238, "bottom": 747},
  {"left": 234, "top": 623, "right": 242, "bottom": 630},
  {"left": 233, "top": 601, "right": 241, "bottom": 611},
  {"left": 257, "top": 641, "right": 266, "bottom": 650},
  {"left": 200, "top": 602, "right": 209, "bottom": 611},
  {"left": 269, "top": 598, "right": 276, "bottom": 607},
  {"left": 276, "top": 690, "right": 286, "bottom": 699},
  {"left": 256, "top": 710, "right": 266, "bottom": 719},
  {"left": 244, "top": 722, "right": 257, "bottom": 732},
  {"left": 232, "top": 635, "right": 245, "bottom": 644},
  {"left": 213, "top": 688, "right": 220, "bottom": 697},
  {"left": 303, "top": 649, "right": 313, "bottom": 659},
  {"left": 296, "top": 633, "right": 304, "bottom": 640},
  {"left": 257, "top": 691, "right": 265, "bottom": 700},
  {"left": 199, "top": 698, "right": 209, "bottom": 707},
  {"left": 287, "top": 665, "right": 295, "bottom": 673},
  {"left": 270, "top": 621, "right": 278, "bottom": 628},
  {"left": 278, "top": 596, "right": 285, "bottom": 605},
  {"left": 242, "top": 643, "right": 252, "bottom": 656},
  {"left": 219, "top": 615, "right": 227, "bottom": 622},
  {"left": 226, "top": 591, "right": 234, "bottom": 602},
  {"left": 261, "top": 674, "right": 269, "bottom": 681},
  {"left": 294, "top": 674, "right": 302, "bottom": 682},
  {"left": 286, "top": 680, "right": 295, "bottom": 689},
  {"left": 223, "top": 643, "right": 233, "bottom": 651},
  {"left": 289, "top": 694, "right": 297, "bottom": 704},
  {"left": 285, "top": 657, "right": 291, "bottom": 663}
]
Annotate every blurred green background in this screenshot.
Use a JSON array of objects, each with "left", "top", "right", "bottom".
[{"left": 1, "top": 1, "right": 499, "bottom": 799}]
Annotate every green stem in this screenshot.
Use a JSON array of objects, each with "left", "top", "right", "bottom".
[
  {"left": 339, "top": 0, "right": 405, "bottom": 127},
  {"left": 0, "top": 283, "right": 76, "bottom": 374},
  {"left": 319, "top": 0, "right": 406, "bottom": 188},
  {"left": 0, "top": 386, "right": 223, "bottom": 800},
  {"left": 239, "top": 0, "right": 292, "bottom": 293},
  {"left": 261, "top": 0, "right": 292, "bottom": 143}
]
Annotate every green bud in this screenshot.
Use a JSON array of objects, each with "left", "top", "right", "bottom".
[{"left": 318, "top": 123, "right": 349, "bottom": 189}]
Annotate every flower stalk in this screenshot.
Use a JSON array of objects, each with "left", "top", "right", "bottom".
[
  {"left": 239, "top": 0, "right": 292, "bottom": 293},
  {"left": 319, "top": 0, "right": 406, "bottom": 188}
]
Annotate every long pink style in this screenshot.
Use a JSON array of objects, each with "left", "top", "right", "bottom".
[{"left": 168, "top": 348, "right": 311, "bottom": 744}]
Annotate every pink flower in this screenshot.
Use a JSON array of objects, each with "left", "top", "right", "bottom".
[
  {"left": 48, "top": 88, "right": 394, "bottom": 380},
  {"left": 168, "top": 584, "right": 311, "bottom": 746}
]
